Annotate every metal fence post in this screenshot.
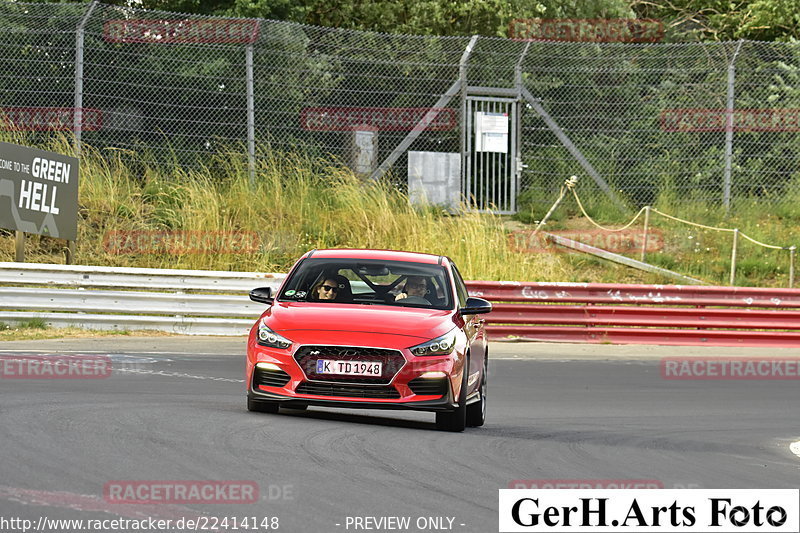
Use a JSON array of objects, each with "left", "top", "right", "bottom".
[
  {"left": 640, "top": 205, "right": 651, "bottom": 262},
  {"left": 790, "top": 246, "right": 796, "bottom": 288},
  {"left": 370, "top": 36, "right": 477, "bottom": 183},
  {"left": 723, "top": 40, "right": 744, "bottom": 212},
  {"left": 73, "top": 0, "right": 99, "bottom": 156},
  {"left": 460, "top": 35, "right": 479, "bottom": 203},
  {"left": 730, "top": 228, "right": 739, "bottom": 286},
  {"left": 246, "top": 43, "right": 256, "bottom": 187},
  {"left": 513, "top": 42, "right": 531, "bottom": 212},
  {"left": 514, "top": 43, "right": 530, "bottom": 103}
]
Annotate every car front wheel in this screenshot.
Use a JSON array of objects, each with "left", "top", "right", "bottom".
[
  {"left": 436, "top": 364, "right": 468, "bottom": 432},
  {"left": 466, "top": 357, "right": 486, "bottom": 427}
]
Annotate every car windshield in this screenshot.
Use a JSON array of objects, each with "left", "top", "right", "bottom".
[{"left": 277, "top": 258, "right": 453, "bottom": 310}]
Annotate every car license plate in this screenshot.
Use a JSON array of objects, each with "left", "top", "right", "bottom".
[{"left": 315, "top": 359, "right": 382, "bottom": 377}]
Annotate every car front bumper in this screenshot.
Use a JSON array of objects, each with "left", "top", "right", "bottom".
[{"left": 247, "top": 386, "right": 457, "bottom": 412}]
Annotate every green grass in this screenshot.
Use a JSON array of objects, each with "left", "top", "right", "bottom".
[
  {"left": 0, "top": 322, "right": 145, "bottom": 341},
  {"left": 516, "top": 185, "right": 799, "bottom": 287},
  {"left": 0, "top": 135, "right": 568, "bottom": 281},
  {"left": 0, "top": 310, "right": 171, "bottom": 341},
  {"left": 16, "top": 317, "right": 48, "bottom": 330},
  {"left": 1, "top": 132, "right": 797, "bottom": 287}
]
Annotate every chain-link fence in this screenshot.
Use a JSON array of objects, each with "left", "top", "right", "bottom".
[{"left": 2, "top": 0, "right": 799, "bottom": 212}]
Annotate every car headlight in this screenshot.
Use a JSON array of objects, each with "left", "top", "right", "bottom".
[
  {"left": 256, "top": 320, "right": 292, "bottom": 349},
  {"left": 409, "top": 330, "right": 457, "bottom": 356}
]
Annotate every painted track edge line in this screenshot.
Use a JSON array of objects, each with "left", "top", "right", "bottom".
[{"left": 790, "top": 440, "right": 800, "bottom": 459}]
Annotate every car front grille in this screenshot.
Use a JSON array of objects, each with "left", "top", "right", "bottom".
[
  {"left": 408, "top": 377, "right": 448, "bottom": 397},
  {"left": 294, "top": 345, "right": 406, "bottom": 385},
  {"left": 253, "top": 366, "right": 291, "bottom": 388},
  {"left": 295, "top": 382, "right": 401, "bottom": 399}
]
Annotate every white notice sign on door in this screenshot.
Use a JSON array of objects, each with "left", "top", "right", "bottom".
[{"left": 475, "top": 112, "right": 508, "bottom": 153}]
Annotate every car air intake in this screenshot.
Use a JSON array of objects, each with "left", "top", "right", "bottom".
[
  {"left": 295, "top": 382, "right": 401, "bottom": 399},
  {"left": 253, "top": 366, "right": 291, "bottom": 388},
  {"left": 408, "top": 377, "right": 448, "bottom": 397}
]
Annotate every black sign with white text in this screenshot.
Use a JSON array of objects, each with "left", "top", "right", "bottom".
[{"left": 0, "top": 141, "right": 79, "bottom": 241}]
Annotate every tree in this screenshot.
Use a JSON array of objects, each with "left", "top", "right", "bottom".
[
  {"left": 631, "top": 0, "right": 800, "bottom": 42},
  {"left": 249, "top": 0, "right": 632, "bottom": 37}
]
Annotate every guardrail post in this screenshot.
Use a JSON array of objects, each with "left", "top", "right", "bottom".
[
  {"left": 790, "top": 246, "right": 796, "bottom": 288},
  {"left": 640, "top": 205, "right": 651, "bottom": 262},
  {"left": 14, "top": 231, "right": 25, "bottom": 262},
  {"left": 730, "top": 228, "right": 739, "bottom": 286}
]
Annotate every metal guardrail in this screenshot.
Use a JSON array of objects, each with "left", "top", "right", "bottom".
[
  {"left": 0, "top": 262, "right": 282, "bottom": 291},
  {"left": 0, "top": 288, "right": 260, "bottom": 317},
  {"left": 0, "top": 262, "right": 285, "bottom": 336},
  {"left": 4, "top": 263, "right": 800, "bottom": 345},
  {"left": 469, "top": 281, "right": 800, "bottom": 347}
]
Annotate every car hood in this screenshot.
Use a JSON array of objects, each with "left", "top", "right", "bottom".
[{"left": 263, "top": 302, "right": 455, "bottom": 341}]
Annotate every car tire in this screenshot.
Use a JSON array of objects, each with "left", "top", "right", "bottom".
[
  {"left": 435, "top": 363, "right": 468, "bottom": 432},
  {"left": 247, "top": 396, "right": 279, "bottom": 414},
  {"left": 466, "top": 356, "right": 487, "bottom": 427}
]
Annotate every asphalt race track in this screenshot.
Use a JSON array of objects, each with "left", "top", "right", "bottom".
[{"left": 0, "top": 337, "right": 798, "bottom": 533}]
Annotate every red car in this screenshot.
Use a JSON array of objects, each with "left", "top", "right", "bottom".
[{"left": 246, "top": 249, "right": 492, "bottom": 431}]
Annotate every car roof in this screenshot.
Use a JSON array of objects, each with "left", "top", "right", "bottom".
[{"left": 303, "top": 248, "right": 444, "bottom": 265}]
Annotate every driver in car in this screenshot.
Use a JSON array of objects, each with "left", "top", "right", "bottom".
[
  {"left": 394, "top": 276, "right": 429, "bottom": 304},
  {"left": 310, "top": 273, "right": 353, "bottom": 302},
  {"left": 312, "top": 277, "right": 340, "bottom": 301}
]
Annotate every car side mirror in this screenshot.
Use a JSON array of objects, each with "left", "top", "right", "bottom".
[
  {"left": 461, "top": 297, "right": 492, "bottom": 315},
  {"left": 249, "top": 287, "right": 274, "bottom": 304}
]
